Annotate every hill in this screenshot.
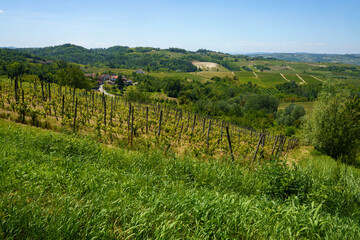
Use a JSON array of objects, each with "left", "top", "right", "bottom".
[
  {"left": 19, "top": 44, "right": 239, "bottom": 72},
  {"left": 1, "top": 118, "right": 360, "bottom": 239},
  {"left": 247, "top": 53, "right": 360, "bottom": 65}
]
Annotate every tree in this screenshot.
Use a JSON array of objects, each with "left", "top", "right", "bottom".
[
  {"left": 305, "top": 83, "right": 360, "bottom": 164},
  {"left": 116, "top": 74, "right": 124, "bottom": 90},
  {"left": 58, "top": 65, "right": 90, "bottom": 90},
  {"left": 243, "top": 94, "right": 279, "bottom": 114},
  {"left": 277, "top": 103, "right": 305, "bottom": 127},
  {"left": 163, "top": 77, "right": 181, "bottom": 98},
  {"left": 123, "top": 86, "right": 149, "bottom": 103}
]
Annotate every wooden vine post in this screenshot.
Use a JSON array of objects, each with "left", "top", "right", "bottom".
[
  {"left": 130, "top": 106, "right": 134, "bottom": 145},
  {"left": 48, "top": 82, "right": 51, "bottom": 101},
  {"left": 61, "top": 95, "right": 65, "bottom": 117},
  {"left": 73, "top": 97, "right": 78, "bottom": 132},
  {"left": 128, "top": 103, "right": 132, "bottom": 132},
  {"left": 220, "top": 120, "right": 224, "bottom": 145},
  {"left": 103, "top": 94, "right": 107, "bottom": 126},
  {"left": 206, "top": 120, "right": 212, "bottom": 150},
  {"left": 178, "top": 123, "right": 184, "bottom": 143},
  {"left": 271, "top": 135, "right": 279, "bottom": 156},
  {"left": 14, "top": 77, "right": 19, "bottom": 104},
  {"left": 158, "top": 110, "right": 163, "bottom": 136},
  {"left": 252, "top": 133, "right": 265, "bottom": 165},
  {"left": 146, "top": 106, "right": 149, "bottom": 134},
  {"left": 190, "top": 115, "right": 197, "bottom": 142},
  {"left": 226, "top": 126, "right": 235, "bottom": 162}
]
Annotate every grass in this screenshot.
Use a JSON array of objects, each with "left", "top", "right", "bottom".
[
  {"left": 234, "top": 71, "right": 262, "bottom": 85},
  {"left": 298, "top": 74, "right": 322, "bottom": 85},
  {"left": 1, "top": 119, "right": 360, "bottom": 239},
  {"left": 279, "top": 101, "right": 315, "bottom": 113},
  {"left": 256, "top": 72, "right": 287, "bottom": 87}
]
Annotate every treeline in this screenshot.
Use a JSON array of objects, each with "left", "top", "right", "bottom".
[
  {"left": 0, "top": 52, "right": 96, "bottom": 90},
  {"left": 19, "top": 44, "right": 249, "bottom": 72}
]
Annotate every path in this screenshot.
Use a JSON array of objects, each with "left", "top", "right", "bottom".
[
  {"left": 296, "top": 74, "right": 307, "bottom": 85},
  {"left": 253, "top": 72, "right": 259, "bottom": 78},
  {"left": 99, "top": 84, "right": 115, "bottom": 97},
  {"left": 310, "top": 75, "right": 326, "bottom": 83},
  {"left": 280, "top": 73, "right": 290, "bottom": 82}
]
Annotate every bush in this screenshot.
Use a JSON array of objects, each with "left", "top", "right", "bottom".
[
  {"left": 260, "top": 159, "right": 311, "bottom": 200},
  {"left": 277, "top": 103, "right": 305, "bottom": 127},
  {"left": 305, "top": 83, "right": 360, "bottom": 164}
]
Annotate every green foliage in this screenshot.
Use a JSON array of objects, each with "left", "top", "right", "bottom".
[
  {"left": 123, "top": 86, "right": 150, "bottom": 103},
  {"left": 305, "top": 83, "right": 360, "bottom": 163},
  {"left": 243, "top": 94, "right": 279, "bottom": 114},
  {"left": 277, "top": 103, "right": 305, "bottom": 127},
  {"left": 276, "top": 81, "right": 322, "bottom": 100},
  {"left": 163, "top": 77, "right": 181, "bottom": 97},
  {"left": 58, "top": 65, "right": 90, "bottom": 90},
  {"left": 260, "top": 159, "right": 311, "bottom": 200}
]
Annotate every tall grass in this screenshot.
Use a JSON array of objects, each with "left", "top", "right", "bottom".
[{"left": 1, "top": 119, "right": 360, "bottom": 239}]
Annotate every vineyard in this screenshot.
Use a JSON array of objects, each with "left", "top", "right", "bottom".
[{"left": 0, "top": 77, "right": 299, "bottom": 163}]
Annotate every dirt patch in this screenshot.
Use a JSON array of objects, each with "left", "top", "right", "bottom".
[{"left": 192, "top": 61, "right": 219, "bottom": 70}]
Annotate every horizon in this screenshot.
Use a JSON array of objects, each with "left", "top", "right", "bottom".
[
  {"left": 1, "top": 0, "right": 360, "bottom": 54},
  {"left": 2, "top": 43, "right": 360, "bottom": 56}
]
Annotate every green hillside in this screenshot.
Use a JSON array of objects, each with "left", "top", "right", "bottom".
[{"left": 1, "top": 119, "right": 360, "bottom": 239}]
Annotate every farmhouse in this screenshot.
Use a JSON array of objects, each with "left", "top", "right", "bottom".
[
  {"left": 135, "top": 69, "right": 145, "bottom": 74},
  {"left": 110, "top": 75, "right": 118, "bottom": 82}
]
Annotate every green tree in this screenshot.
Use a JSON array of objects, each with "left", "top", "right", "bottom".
[
  {"left": 163, "top": 77, "right": 181, "bottom": 97},
  {"left": 58, "top": 65, "right": 90, "bottom": 90},
  {"left": 116, "top": 74, "right": 125, "bottom": 90},
  {"left": 277, "top": 103, "right": 305, "bottom": 127},
  {"left": 243, "top": 94, "right": 279, "bottom": 114},
  {"left": 123, "top": 86, "right": 149, "bottom": 103},
  {"left": 305, "top": 83, "right": 360, "bottom": 163}
]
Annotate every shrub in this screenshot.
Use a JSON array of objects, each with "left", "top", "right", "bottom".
[{"left": 304, "top": 83, "right": 360, "bottom": 164}]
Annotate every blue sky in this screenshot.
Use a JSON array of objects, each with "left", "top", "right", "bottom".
[{"left": 0, "top": 0, "right": 359, "bottom": 53}]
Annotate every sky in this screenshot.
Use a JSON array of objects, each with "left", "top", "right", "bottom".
[{"left": 0, "top": 0, "right": 360, "bottom": 54}]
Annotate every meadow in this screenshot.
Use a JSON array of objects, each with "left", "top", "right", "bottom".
[{"left": 1, "top": 118, "right": 360, "bottom": 239}]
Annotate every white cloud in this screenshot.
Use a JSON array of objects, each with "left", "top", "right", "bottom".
[{"left": 0, "top": 10, "right": 4, "bottom": 14}]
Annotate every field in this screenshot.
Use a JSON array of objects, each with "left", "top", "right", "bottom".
[
  {"left": 256, "top": 72, "right": 287, "bottom": 87},
  {"left": 234, "top": 71, "right": 261, "bottom": 85},
  {"left": 1, "top": 118, "right": 360, "bottom": 239},
  {"left": 298, "top": 74, "right": 322, "bottom": 85}
]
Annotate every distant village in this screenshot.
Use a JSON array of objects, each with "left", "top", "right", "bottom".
[{"left": 84, "top": 69, "right": 145, "bottom": 88}]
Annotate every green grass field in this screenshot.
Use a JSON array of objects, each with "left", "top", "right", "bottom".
[
  {"left": 298, "top": 74, "right": 322, "bottom": 85},
  {"left": 1, "top": 119, "right": 360, "bottom": 239},
  {"left": 234, "top": 71, "right": 262, "bottom": 85},
  {"left": 256, "top": 72, "right": 287, "bottom": 87},
  {"left": 283, "top": 73, "right": 303, "bottom": 83}
]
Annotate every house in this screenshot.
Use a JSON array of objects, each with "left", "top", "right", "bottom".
[
  {"left": 110, "top": 75, "right": 118, "bottom": 82},
  {"left": 135, "top": 69, "right": 145, "bottom": 74},
  {"left": 125, "top": 80, "right": 134, "bottom": 86},
  {"left": 99, "top": 74, "right": 110, "bottom": 82}
]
